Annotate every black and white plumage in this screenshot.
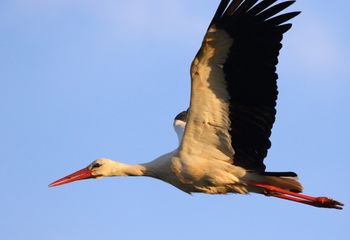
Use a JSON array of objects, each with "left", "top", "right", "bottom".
[
  {"left": 183, "top": 0, "right": 298, "bottom": 173},
  {"left": 49, "top": 0, "right": 343, "bottom": 209},
  {"left": 173, "top": 110, "right": 188, "bottom": 143}
]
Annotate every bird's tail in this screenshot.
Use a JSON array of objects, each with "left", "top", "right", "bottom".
[{"left": 247, "top": 171, "right": 303, "bottom": 193}]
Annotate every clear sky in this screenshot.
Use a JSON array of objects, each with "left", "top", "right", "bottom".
[{"left": 1, "top": 0, "right": 349, "bottom": 239}]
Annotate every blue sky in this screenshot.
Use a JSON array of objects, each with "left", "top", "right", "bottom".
[{"left": 1, "top": 0, "right": 349, "bottom": 239}]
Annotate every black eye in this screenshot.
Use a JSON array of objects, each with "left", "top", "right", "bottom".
[{"left": 92, "top": 163, "right": 102, "bottom": 169}]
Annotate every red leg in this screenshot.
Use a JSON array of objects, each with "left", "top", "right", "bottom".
[{"left": 250, "top": 182, "right": 343, "bottom": 210}]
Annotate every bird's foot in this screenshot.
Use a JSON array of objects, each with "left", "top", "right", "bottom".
[
  {"left": 310, "top": 197, "right": 344, "bottom": 210},
  {"left": 250, "top": 182, "right": 344, "bottom": 210}
]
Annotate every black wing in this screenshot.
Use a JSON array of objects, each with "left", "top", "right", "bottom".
[
  {"left": 178, "top": 0, "right": 299, "bottom": 172},
  {"left": 214, "top": 0, "right": 300, "bottom": 171}
]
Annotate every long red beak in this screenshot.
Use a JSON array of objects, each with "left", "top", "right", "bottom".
[{"left": 49, "top": 167, "right": 93, "bottom": 187}]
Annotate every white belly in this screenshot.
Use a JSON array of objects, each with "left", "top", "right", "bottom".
[{"left": 169, "top": 156, "right": 248, "bottom": 194}]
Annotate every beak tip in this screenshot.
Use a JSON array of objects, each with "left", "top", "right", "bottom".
[
  {"left": 48, "top": 167, "right": 92, "bottom": 188},
  {"left": 48, "top": 181, "right": 60, "bottom": 188}
]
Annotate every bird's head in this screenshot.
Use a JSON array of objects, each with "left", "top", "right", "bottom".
[
  {"left": 49, "top": 158, "right": 118, "bottom": 187},
  {"left": 88, "top": 158, "right": 118, "bottom": 178}
]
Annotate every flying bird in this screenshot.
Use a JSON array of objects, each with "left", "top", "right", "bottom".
[{"left": 49, "top": 0, "right": 343, "bottom": 209}]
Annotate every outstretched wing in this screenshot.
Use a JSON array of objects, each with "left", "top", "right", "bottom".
[{"left": 178, "top": 0, "right": 300, "bottom": 172}]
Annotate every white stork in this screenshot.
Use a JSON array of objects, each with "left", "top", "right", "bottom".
[{"left": 49, "top": 0, "right": 343, "bottom": 209}]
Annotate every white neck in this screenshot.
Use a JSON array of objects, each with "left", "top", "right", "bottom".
[
  {"left": 103, "top": 151, "right": 175, "bottom": 178},
  {"left": 109, "top": 162, "right": 147, "bottom": 177}
]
